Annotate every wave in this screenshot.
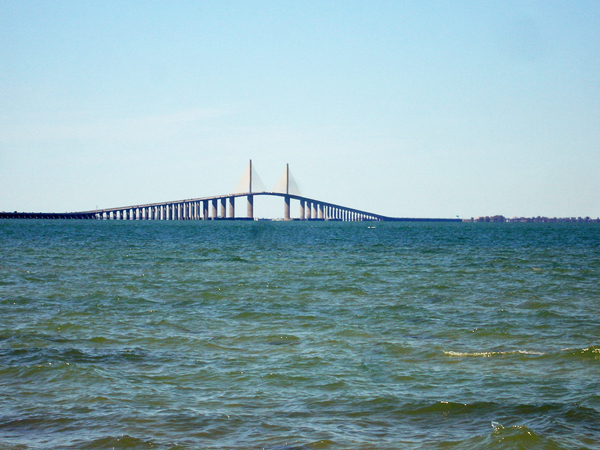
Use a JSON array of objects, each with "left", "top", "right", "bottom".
[
  {"left": 424, "top": 423, "right": 574, "bottom": 450},
  {"left": 560, "top": 345, "right": 600, "bottom": 360},
  {"left": 64, "top": 434, "right": 158, "bottom": 449},
  {"left": 400, "top": 400, "right": 498, "bottom": 416},
  {"left": 444, "top": 345, "right": 600, "bottom": 360},
  {"left": 0, "top": 346, "right": 150, "bottom": 366},
  {"left": 392, "top": 399, "right": 600, "bottom": 423},
  {"left": 444, "top": 349, "right": 545, "bottom": 357}
]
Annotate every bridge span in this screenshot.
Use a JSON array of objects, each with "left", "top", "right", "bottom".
[
  {"left": 84, "top": 191, "right": 390, "bottom": 222},
  {"left": 0, "top": 162, "right": 461, "bottom": 222}
]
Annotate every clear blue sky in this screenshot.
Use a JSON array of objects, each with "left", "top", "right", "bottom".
[{"left": 1, "top": 1, "right": 599, "bottom": 218}]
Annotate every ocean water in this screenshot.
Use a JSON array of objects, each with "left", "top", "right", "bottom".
[{"left": 1, "top": 220, "right": 599, "bottom": 450}]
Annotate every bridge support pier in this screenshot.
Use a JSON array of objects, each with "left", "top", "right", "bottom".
[
  {"left": 247, "top": 195, "right": 254, "bottom": 219},
  {"left": 228, "top": 197, "right": 235, "bottom": 218},
  {"left": 284, "top": 196, "right": 291, "bottom": 221},
  {"left": 220, "top": 198, "right": 226, "bottom": 219},
  {"left": 211, "top": 199, "right": 218, "bottom": 219},
  {"left": 299, "top": 200, "right": 305, "bottom": 220}
]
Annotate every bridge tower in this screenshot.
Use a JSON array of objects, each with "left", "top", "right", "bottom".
[
  {"left": 247, "top": 159, "right": 253, "bottom": 219},
  {"left": 284, "top": 163, "right": 291, "bottom": 221}
]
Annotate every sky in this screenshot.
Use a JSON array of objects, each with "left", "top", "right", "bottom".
[{"left": 1, "top": 1, "right": 599, "bottom": 219}]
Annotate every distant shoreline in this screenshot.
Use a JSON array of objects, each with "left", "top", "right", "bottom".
[{"left": 466, "top": 215, "right": 600, "bottom": 223}]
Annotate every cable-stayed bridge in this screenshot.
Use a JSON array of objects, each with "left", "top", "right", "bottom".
[{"left": 1, "top": 161, "right": 460, "bottom": 222}]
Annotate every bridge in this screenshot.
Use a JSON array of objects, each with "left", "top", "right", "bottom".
[{"left": 1, "top": 161, "right": 460, "bottom": 222}]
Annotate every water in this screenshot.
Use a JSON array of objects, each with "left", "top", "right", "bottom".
[{"left": 1, "top": 220, "right": 599, "bottom": 449}]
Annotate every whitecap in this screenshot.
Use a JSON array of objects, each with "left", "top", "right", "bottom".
[{"left": 444, "top": 349, "right": 545, "bottom": 357}]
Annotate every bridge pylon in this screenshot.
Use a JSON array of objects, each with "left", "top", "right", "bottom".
[
  {"left": 284, "top": 164, "right": 290, "bottom": 220},
  {"left": 247, "top": 159, "right": 253, "bottom": 219}
]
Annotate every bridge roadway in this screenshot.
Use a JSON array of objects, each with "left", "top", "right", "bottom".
[{"left": 0, "top": 191, "right": 461, "bottom": 222}]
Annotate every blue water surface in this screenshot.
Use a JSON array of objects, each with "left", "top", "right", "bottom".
[{"left": 1, "top": 220, "right": 599, "bottom": 449}]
